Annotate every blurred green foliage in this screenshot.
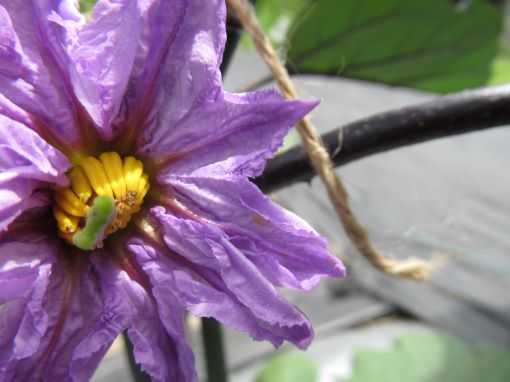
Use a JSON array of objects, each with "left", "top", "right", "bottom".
[
  {"left": 255, "top": 352, "right": 318, "bottom": 382},
  {"left": 346, "top": 333, "right": 510, "bottom": 382},
  {"left": 79, "top": 0, "right": 96, "bottom": 13},
  {"left": 255, "top": 0, "right": 510, "bottom": 93},
  {"left": 250, "top": 0, "right": 308, "bottom": 46},
  {"left": 488, "top": 53, "right": 510, "bottom": 85},
  {"left": 255, "top": 333, "right": 510, "bottom": 382},
  {"left": 79, "top": 1, "right": 510, "bottom": 92}
]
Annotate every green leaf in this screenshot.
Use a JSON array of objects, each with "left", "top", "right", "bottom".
[
  {"left": 346, "top": 333, "right": 510, "bottom": 382},
  {"left": 79, "top": 0, "right": 96, "bottom": 13},
  {"left": 253, "top": 0, "right": 309, "bottom": 46},
  {"left": 285, "top": 0, "right": 506, "bottom": 93},
  {"left": 255, "top": 352, "right": 318, "bottom": 382},
  {"left": 488, "top": 54, "right": 510, "bottom": 85}
]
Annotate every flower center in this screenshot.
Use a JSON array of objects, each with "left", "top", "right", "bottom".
[{"left": 53, "top": 152, "right": 149, "bottom": 250}]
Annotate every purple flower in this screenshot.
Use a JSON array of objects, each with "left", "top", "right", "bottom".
[{"left": 0, "top": 0, "right": 345, "bottom": 381}]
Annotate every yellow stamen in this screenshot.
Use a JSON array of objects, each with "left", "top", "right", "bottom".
[
  {"left": 124, "top": 156, "right": 144, "bottom": 193},
  {"left": 55, "top": 189, "right": 88, "bottom": 217},
  {"left": 53, "top": 207, "right": 79, "bottom": 233},
  {"left": 136, "top": 174, "right": 149, "bottom": 205},
  {"left": 80, "top": 156, "right": 114, "bottom": 198},
  {"left": 100, "top": 152, "right": 127, "bottom": 200},
  {"left": 53, "top": 152, "right": 150, "bottom": 248},
  {"left": 69, "top": 167, "right": 93, "bottom": 203}
]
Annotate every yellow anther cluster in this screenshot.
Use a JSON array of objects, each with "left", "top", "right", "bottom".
[{"left": 53, "top": 152, "right": 150, "bottom": 245}]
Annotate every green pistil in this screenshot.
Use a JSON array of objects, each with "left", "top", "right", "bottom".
[{"left": 73, "top": 196, "right": 116, "bottom": 251}]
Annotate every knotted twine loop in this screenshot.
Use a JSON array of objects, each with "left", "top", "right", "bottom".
[{"left": 227, "top": 0, "right": 437, "bottom": 280}]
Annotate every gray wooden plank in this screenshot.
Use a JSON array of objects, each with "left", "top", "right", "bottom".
[
  {"left": 350, "top": 252, "right": 510, "bottom": 345},
  {"left": 268, "top": 75, "right": 510, "bottom": 344}
]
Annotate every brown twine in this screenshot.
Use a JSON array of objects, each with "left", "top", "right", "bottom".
[{"left": 227, "top": 0, "right": 436, "bottom": 280}]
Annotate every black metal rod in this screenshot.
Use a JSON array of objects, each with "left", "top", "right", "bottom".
[
  {"left": 255, "top": 84, "right": 510, "bottom": 193},
  {"left": 201, "top": 318, "right": 229, "bottom": 382}
]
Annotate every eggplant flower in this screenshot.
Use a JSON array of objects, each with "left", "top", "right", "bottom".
[{"left": 0, "top": 0, "right": 345, "bottom": 381}]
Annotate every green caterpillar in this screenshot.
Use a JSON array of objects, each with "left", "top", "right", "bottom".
[{"left": 73, "top": 196, "right": 116, "bottom": 251}]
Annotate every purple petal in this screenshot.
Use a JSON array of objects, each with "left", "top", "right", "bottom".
[
  {"left": 0, "top": 235, "right": 149, "bottom": 381},
  {"left": 114, "top": 249, "right": 197, "bottom": 382},
  {"left": 67, "top": 254, "right": 142, "bottom": 382},
  {"left": 0, "top": 236, "right": 60, "bottom": 377},
  {"left": 0, "top": 115, "right": 70, "bottom": 232},
  {"left": 0, "top": 235, "right": 55, "bottom": 368},
  {"left": 130, "top": 238, "right": 306, "bottom": 349},
  {"left": 127, "top": 304, "right": 197, "bottom": 382},
  {"left": 126, "top": 261, "right": 198, "bottom": 382},
  {"left": 0, "top": 216, "right": 197, "bottom": 382},
  {"left": 0, "top": 250, "right": 83, "bottom": 380},
  {"left": 163, "top": 175, "right": 345, "bottom": 290},
  {"left": 0, "top": 2, "right": 81, "bottom": 148},
  {"left": 0, "top": 6, "right": 22, "bottom": 77},
  {"left": 125, "top": 0, "right": 226, "bottom": 151},
  {"left": 64, "top": 0, "right": 141, "bottom": 140},
  {"left": 146, "top": 209, "right": 315, "bottom": 349},
  {"left": 0, "top": 235, "right": 54, "bottom": 305},
  {"left": 72, "top": 252, "right": 194, "bottom": 382},
  {"left": 152, "top": 91, "right": 318, "bottom": 178},
  {"left": 130, "top": 1, "right": 316, "bottom": 177}
]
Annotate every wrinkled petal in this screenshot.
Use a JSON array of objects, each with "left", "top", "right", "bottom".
[
  {"left": 130, "top": 238, "right": 303, "bottom": 350},
  {"left": 0, "top": 235, "right": 54, "bottom": 304},
  {"left": 0, "top": 236, "right": 143, "bottom": 381},
  {"left": 0, "top": 115, "right": 70, "bottom": 231},
  {"left": 131, "top": 1, "right": 315, "bottom": 178},
  {"left": 127, "top": 303, "right": 197, "bottom": 382},
  {"left": 0, "top": 1, "right": 81, "bottom": 147},
  {"left": 152, "top": 91, "right": 318, "bottom": 178},
  {"left": 0, "top": 235, "right": 197, "bottom": 382},
  {"left": 123, "top": 0, "right": 225, "bottom": 151},
  {"left": 125, "top": 253, "right": 197, "bottom": 382},
  {"left": 0, "top": 6, "right": 22, "bottom": 77},
  {"left": 163, "top": 175, "right": 345, "bottom": 290},
  {"left": 67, "top": 255, "right": 139, "bottom": 382},
  {"left": 63, "top": 0, "right": 141, "bottom": 139},
  {"left": 34, "top": 0, "right": 84, "bottom": 69},
  {"left": 147, "top": 209, "right": 314, "bottom": 349},
  {"left": 0, "top": 238, "right": 56, "bottom": 371},
  {"left": 110, "top": 249, "right": 197, "bottom": 382}
]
